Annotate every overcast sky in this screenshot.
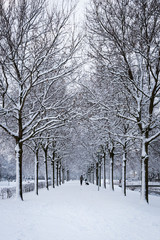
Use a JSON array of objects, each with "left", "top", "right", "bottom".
[
  {"left": 76, "top": 0, "right": 89, "bottom": 22},
  {"left": 51, "top": 0, "right": 89, "bottom": 24}
]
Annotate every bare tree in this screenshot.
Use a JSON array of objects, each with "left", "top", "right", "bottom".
[
  {"left": 86, "top": 0, "right": 160, "bottom": 203},
  {"left": 0, "top": 0, "right": 80, "bottom": 200}
]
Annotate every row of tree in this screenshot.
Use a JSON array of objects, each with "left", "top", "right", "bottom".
[
  {"left": 0, "top": 0, "right": 160, "bottom": 205},
  {"left": 83, "top": 0, "right": 160, "bottom": 203},
  {"left": 0, "top": 0, "right": 81, "bottom": 200}
]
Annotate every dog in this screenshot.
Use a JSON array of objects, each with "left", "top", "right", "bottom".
[{"left": 85, "top": 179, "right": 89, "bottom": 185}]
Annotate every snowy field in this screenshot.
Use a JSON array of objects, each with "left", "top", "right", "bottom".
[{"left": 0, "top": 181, "right": 160, "bottom": 240}]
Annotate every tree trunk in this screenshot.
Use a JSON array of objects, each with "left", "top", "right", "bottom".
[
  {"left": 88, "top": 169, "right": 91, "bottom": 183},
  {"left": 92, "top": 169, "right": 94, "bottom": 184},
  {"left": 96, "top": 162, "right": 98, "bottom": 185},
  {"left": 110, "top": 153, "right": 114, "bottom": 191},
  {"left": 103, "top": 152, "right": 106, "bottom": 189},
  {"left": 52, "top": 151, "right": 55, "bottom": 188},
  {"left": 35, "top": 149, "right": 39, "bottom": 195},
  {"left": 141, "top": 137, "right": 149, "bottom": 203},
  {"left": 52, "top": 160, "right": 55, "bottom": 188},
  {"left": 98, "top": 163, "right": 101, "bottom": 191},
  {"left": 56, "top": 161, "right": 59, "bottom": 186},
  {"left": 59, "top": 162, "right": 61, "bottom": 185},
  {"left": 99, "top": 164, "right": 101, "bottom": 187},
  {"left": 122, "top": 150, "right": 126, "bottom": 196},
  {"left": 62, "top": 168, "right": 65, "bottom": 184},
  {"left": 66, "top": 170, "right": 69, "bottom": 181},
  {"left": 15, "top": 141, "right": 23, "bottom": 200},
  {"left": 44, "top": 149, "right": 49, "bottom": 190},
  {"left": 91, "top": 165, "right": 94, "bottom": 184}
]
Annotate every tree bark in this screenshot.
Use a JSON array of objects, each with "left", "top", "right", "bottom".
[
  {"left": 52, "top": 160, "right": 55, "bottom": 188},
  {"left": 62, "top": 168, "right": 65, "bottom": 184},
  {"left": 44, "top": 149, "right": 49, "bottom": 190},
  {"left": 98, "top": 163, "right": 101, "bottom": 191},
  {"left": 99, "top": 164, "right": 101, "bottom": 187},
  {"left": 59, "top": 162, "right": 61, "bottom": 185},
  {"left": 122, "top": 151, "right": 126, "bottom": 196},
  {"left": 110, "top": 151, "right": 114, "bottom": 191},
  {"left": 88, "top": 169, "right": 91, "bottom": 183},
  {"left": 103, "top": 152, "right": 106, "bottom": 189},
  {"left": 92, "top": 169, "right": 94, "bottom": 184},
  {"left": 66, "top": 170, "right": 69, "bottom": 181},
  {"left": 96, "top": 162, "right": 98, "bottom": 185},
  {"left": 52, "top": 151, "right": 55, "bottom": 188},
  {"left": 91, "top": 165, "right": 94, "bottom": 184},
  {"left": 15, "top": 141, "right": 23, "bottom": 200},
  {"left": 141, "top": 136, "right": 149, "bottom": 203},
  {"left": 56, "top": 161, "right": 59, "bottom": 186},
  {"left": 35, "top": 149, "right": 39, "bottom": 195}
]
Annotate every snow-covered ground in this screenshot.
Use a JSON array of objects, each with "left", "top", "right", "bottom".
[
  {"left": 0, "top": 181, "right": 160, "bottom": 240},
  {"left": 0, "top": 180, "right": 47, "bottom": 188}
]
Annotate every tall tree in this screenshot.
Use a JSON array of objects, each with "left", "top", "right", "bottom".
[
  {"left": 0, "top": 0, "right": 80, "bottom": 200},
  {"left": 86, "top": 0, "right": 160, "bottom": 203}
]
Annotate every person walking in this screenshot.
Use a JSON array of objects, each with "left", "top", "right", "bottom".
[{"left": 80, "top": 175, "right": 83, "bottom": 185}]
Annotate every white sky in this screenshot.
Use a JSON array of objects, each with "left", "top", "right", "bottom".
[
  {"left": 51, "top": 0, "right": 90, "bottom": 24},
  {"left": 75, "top": 0, "right": 90, "bottom": 23}
]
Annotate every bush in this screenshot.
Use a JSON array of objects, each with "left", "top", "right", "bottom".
[{"left": 0, "top": 180, "right": 51, "bottom": 199}]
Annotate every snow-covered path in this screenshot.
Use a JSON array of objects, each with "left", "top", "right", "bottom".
[{"left": 0, "top": 181, "right": 160, "bottom": 240}]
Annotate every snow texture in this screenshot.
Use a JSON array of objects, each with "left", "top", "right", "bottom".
[{"left": 0, "top": 181, "right": 160, "bottom": 240}]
